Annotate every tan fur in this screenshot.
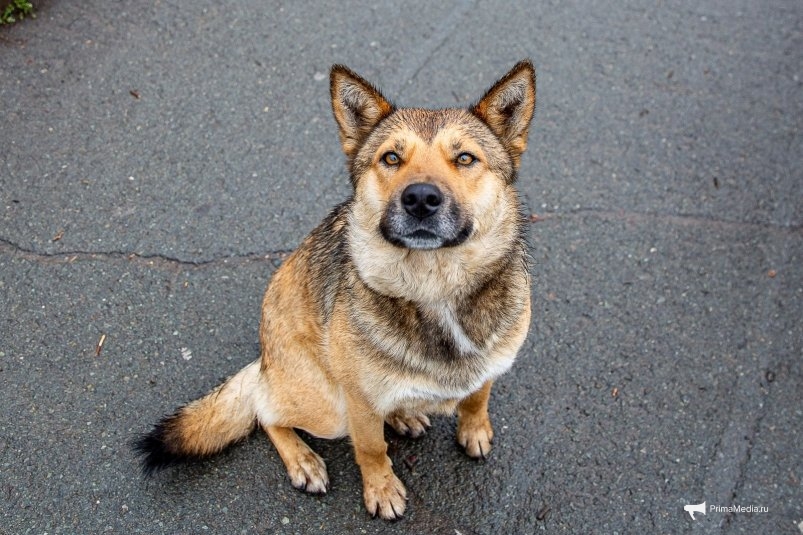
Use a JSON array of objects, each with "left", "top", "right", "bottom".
[{"left": 136, "top": 60, "right": 536, "bottom": 520}]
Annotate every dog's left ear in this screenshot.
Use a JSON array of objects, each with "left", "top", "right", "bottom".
[
  {"left": 471, "top": 60, "right": 536, "bottom": 168},
  {"left": 330, "top": 65, "right": 394, "bottom": 159}
]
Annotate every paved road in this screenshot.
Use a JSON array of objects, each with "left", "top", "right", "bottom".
[{"left": 1, "top": 1, "right": 801, "bottom": 533}]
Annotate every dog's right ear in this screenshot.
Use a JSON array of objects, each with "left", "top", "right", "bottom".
[{"left": 330, "top": 65, "right": 394, "bottom": 159}]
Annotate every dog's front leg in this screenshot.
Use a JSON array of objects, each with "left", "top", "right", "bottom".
[
  {"left": 346, "top": 392, "right": 407, "bottom": 520},
  {"left": 456, "top": 379, "right": 494, "bottom": 459}
]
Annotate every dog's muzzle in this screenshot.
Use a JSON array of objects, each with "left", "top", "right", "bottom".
[{"left": 379, "top": 182, "right": 472, "bottom": 250}]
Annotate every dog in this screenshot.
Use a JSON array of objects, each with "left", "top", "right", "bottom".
[{"left": 135, "top": 60, "right": 536, "bottom": 520}]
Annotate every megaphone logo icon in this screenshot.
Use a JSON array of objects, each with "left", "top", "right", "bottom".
[{"left": 684, "top": 502, "right": 706, "bottom": 520}]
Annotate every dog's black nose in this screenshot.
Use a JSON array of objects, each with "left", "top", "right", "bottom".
[{"left": 401, "top": 183, "right": 442, "bottom": 219}]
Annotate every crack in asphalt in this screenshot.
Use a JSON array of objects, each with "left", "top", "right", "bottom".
[
  {"left": 385, "top": 0, "right": 478, "bottom": 96},
  {"left": 1, "top": 207, "right": 798, "bottom": 269},
  {"left": 0, "top": 236, "right": 292, "bottom": 269},
  {"left": 541, "top": 207, "right": 803, "bottom": 233},
  {"left": 690, "top": 233, "right": 793, "bottom": 534}
]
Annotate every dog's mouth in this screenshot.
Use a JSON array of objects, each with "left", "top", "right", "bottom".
[
  {"left": 407, "top": 229, "right": 439, "bottom": 243},
  {"left": 381, "top": 225, "right": 473, "bottom": 250},
  {"left": 397, "top": 229, "right": 446, "bottom": 250}
]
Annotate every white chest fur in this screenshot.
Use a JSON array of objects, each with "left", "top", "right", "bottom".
[{"left": 369, "top": 347, "right": 517, "bottom": 415}]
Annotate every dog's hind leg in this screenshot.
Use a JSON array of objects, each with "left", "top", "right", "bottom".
[{"left": 263, "top": 425, "right": 329, "bottom": 494}]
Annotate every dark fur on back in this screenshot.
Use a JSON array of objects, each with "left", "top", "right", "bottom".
[{"left": 295, "top": 199, "right": 353, "bottom": 321}]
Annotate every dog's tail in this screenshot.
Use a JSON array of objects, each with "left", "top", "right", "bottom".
[{"left": 133, "top": 360, "right": 263, "bottom": 475}]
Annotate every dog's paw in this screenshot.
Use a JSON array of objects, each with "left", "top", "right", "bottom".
[
  {"left": 363, "top": 472, "right": 407, "bottom": 520},
  {"left": 286, "top": 448, "right": 329, "bottom": 494},
  {"left": 456, "top": 417, "right": 494, "bottom": 460},
  {"left": 386, "top": 410, "right": 431, "bottom": 438}
]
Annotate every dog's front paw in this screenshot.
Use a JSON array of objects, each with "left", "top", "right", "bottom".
[
  {"left": 456, "top": 416, "right": 494, "bottom": 460},
  {"left": 363, "top": 472, "right": 407, "bottom": 520},
  {"left": 286, "top": 448, "right": 329, "bottom": 494},
  {"left": 386, "top": 410, "right": 431, "bottom": 438}
]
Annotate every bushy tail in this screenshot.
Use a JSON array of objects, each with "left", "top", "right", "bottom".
[{"left": 134, "top": 360, "right": 262, "bottom": 475}]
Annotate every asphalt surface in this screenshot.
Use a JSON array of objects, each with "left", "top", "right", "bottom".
[{"left": 1, "top": 1, "right": 801, "bottom": 534}]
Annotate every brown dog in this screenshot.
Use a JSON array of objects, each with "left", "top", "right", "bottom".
[{"left": 135, "top": 60, "right": 536, "bottom": 520}]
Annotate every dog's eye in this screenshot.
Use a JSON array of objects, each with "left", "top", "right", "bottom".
[
  {"left": 456, "top": 152, "right": 476, "bottom": 166},
  {"left": 382, "top": 152, "right": 401, "bottom": 166}
]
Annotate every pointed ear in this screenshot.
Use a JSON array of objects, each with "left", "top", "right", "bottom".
[
  {"left": 471, "top": 60, "right": 536, "bottom": 167},
  {"left": 330, "top": 65, "right": 394, "bottom": 159}
]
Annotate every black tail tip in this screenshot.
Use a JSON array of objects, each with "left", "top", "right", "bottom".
[{"left": 132, "top": 419, "right": 187, "bottom": 476}]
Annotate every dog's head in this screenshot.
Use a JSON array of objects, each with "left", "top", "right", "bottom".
[{"left": 330, "top": 61, "right": 535, "bottom": 251}]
